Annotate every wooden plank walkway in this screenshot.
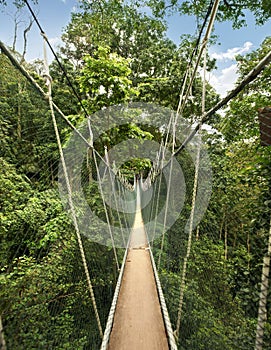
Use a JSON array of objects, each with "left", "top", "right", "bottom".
[{"left": 108, "top": 202, "right": 169, "bottom": 350}]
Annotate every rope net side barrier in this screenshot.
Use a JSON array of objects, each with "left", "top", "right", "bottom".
[
  {"left": 140, "top": 92, "right": 271, "bottom": 350},
  {"left": 0, "top": 46, "right": 136, "bottom": 349}
]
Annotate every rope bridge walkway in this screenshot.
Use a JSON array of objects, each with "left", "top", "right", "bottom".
[{"left": 104, "top": 185, "right": 171, "bottom": 350}]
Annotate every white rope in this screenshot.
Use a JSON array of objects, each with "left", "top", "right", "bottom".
[
  {"left": 104, "top": 146, "right": 126, "bottom": 247},
  {"left": 41, "top": 36, "right": 103, "bottom": 339},
  {"left": 100, "top": 237, "right": 131, "bottom": 350},
  {"left": 154, "top": 2, "right": 220, "bottom": 268},
  {"left": 149, "top": 111, "right": 174, "bottom": 248},
  {"left": 92, "top": 149, "right": 120, "bottom": 271},
  {"left": 149, "top": 246, "right": 178, "bottom": 350},
  {"left": 157, "top": 157, "right": 174, "bottom": 271},
  {"left": 157, "top": 113, "right": 176, "bottom": 270},
  {"left": 173, "top": 0, "right": 220, "bottom": 146},
  {"left": 174, "top": 45, "right": 207, "bottom": 341}
]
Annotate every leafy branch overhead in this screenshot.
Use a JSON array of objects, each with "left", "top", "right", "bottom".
[
  {"left": 141, "top": 0, "right": 271, "bottom": 27},
  {"left": 79, "top": 46, "right": 138, "bottom": 113}
]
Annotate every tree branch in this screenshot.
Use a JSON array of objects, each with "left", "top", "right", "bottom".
[{"left": 21, "top": 17, "right": 34, "bottom": 63}]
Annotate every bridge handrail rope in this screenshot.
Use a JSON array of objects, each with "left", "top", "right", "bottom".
[
  {"left": 116, "top": 180, "right": 130, "bottom": 231},
  {"left": 156, "top": 0, "right": 215, "bottom": 265},
  {"left": 175, "top": 0, "right": 214, "bottom": 118},
  {"left": 100, "top": 237, "right": 131, "bottom": 350},
  {"left": 42, "top": 36, "right": 103, "bottom": 339},
  {"left": 157, "top": 154, "right": 174, "bottom": 271},
  {"left": 146, "top": 140, "right": 167, "bottom": 245},
  {"left": 148, "top": 245, "right": 178, "bottom": 350},
  {"left": 86, "top": 113, "right": 121, "bottom": 269},
  {"left": 157, "top": 108, "right": 178, "bottom": 269},
  {"left": 154, "top": 0, "right": 221, "bottom": 339}
]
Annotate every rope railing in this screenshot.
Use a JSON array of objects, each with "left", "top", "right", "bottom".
[
  {"left": 42, "top": 37, "right": 104, "bottom": 339},
  {"left": 100, "top": 241, "right": 130, "bottom": 350}
]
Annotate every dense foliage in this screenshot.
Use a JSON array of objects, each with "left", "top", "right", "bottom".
[{"left": 1, "top": 0, "right": 271, "bottom": 349}]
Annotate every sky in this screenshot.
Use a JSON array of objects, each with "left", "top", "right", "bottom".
[{"left": 1, "top": 0, "right": 271, "bottom": 97}]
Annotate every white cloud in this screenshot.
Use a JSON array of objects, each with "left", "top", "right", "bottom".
[
  {"left": 203, "top": 41, "right": 254, "bottom": 96},
  {"left": 211, "top": 41, "right": 253, "bottom": 61},
  {"left": 206, "top": 64, "right": 238, "bottom": 97}
]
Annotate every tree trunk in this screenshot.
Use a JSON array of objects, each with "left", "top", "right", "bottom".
[
  {"left": 255, "top": 216, "right": 271, "bottom": 350},
  {"left": 21, "top": 19, "right": 33, "bottom": 63},
  {"left": 247, "top": 227, "right": 251, "bottom": 269},
  {"left": 17, "top": 81, "right": 22, "bottom": 140},
  {"left": 219, "top": 211, "right": 225, "bottom": 241},
  {"left": 196, "top": 225, "right": 200, "bottom": 240},
  {"left": 12, "top": 16, "right": 19, "bottom": 51},
  {"left": 0, "top": 315, "right": 6, "bottom": 350},
  {"left": 224, "top": 224, "right": 228, "bottom": 260}
]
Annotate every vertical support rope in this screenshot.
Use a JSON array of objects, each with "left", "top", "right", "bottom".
[
  {"left": 92, "top": 149, "right": 120, "bottom": 271},
  {"left": 157, "top": 156, "right": 174, "bottom": 271},
  {"left": 41, "top": 36, "right": 103, "bottom": 339},
  {"left": 147, "top": 178, "right": 158, "bottom": 244},
  {"left": 150, "top": 141, "right": 166, "bottom": 246},
  {"left": 255, "top": 215, "right": 271, "bottom": 350},
  {"left": 104, "top": 146, "right": 126, "bottom": 247},
  {"left": 175, "top": 45, "right": 207, "bottom": 341},
  {"left": 157, "top": 114, "right": 175, "bottom": 270}
]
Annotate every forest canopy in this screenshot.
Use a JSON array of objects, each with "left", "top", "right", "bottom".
[{"left": 0, "top": 0, "right": 271, "bottom": 349}]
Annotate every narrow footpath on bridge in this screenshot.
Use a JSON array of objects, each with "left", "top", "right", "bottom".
[{"left": 108, "top": 188, "right": 169, "bottom": 350}]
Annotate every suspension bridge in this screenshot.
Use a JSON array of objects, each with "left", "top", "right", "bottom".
[{"left": 1, "top": 0, "right": 271, "bottom": 349}]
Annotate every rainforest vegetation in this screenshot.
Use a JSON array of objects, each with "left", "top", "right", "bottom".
[{"left": 0, "top": 0, "right": 271, "bottom": 349}]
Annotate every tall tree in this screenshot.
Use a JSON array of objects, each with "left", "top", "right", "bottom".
[{"left": 143, "top": 0, "right": 271, "bottom": 27}]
